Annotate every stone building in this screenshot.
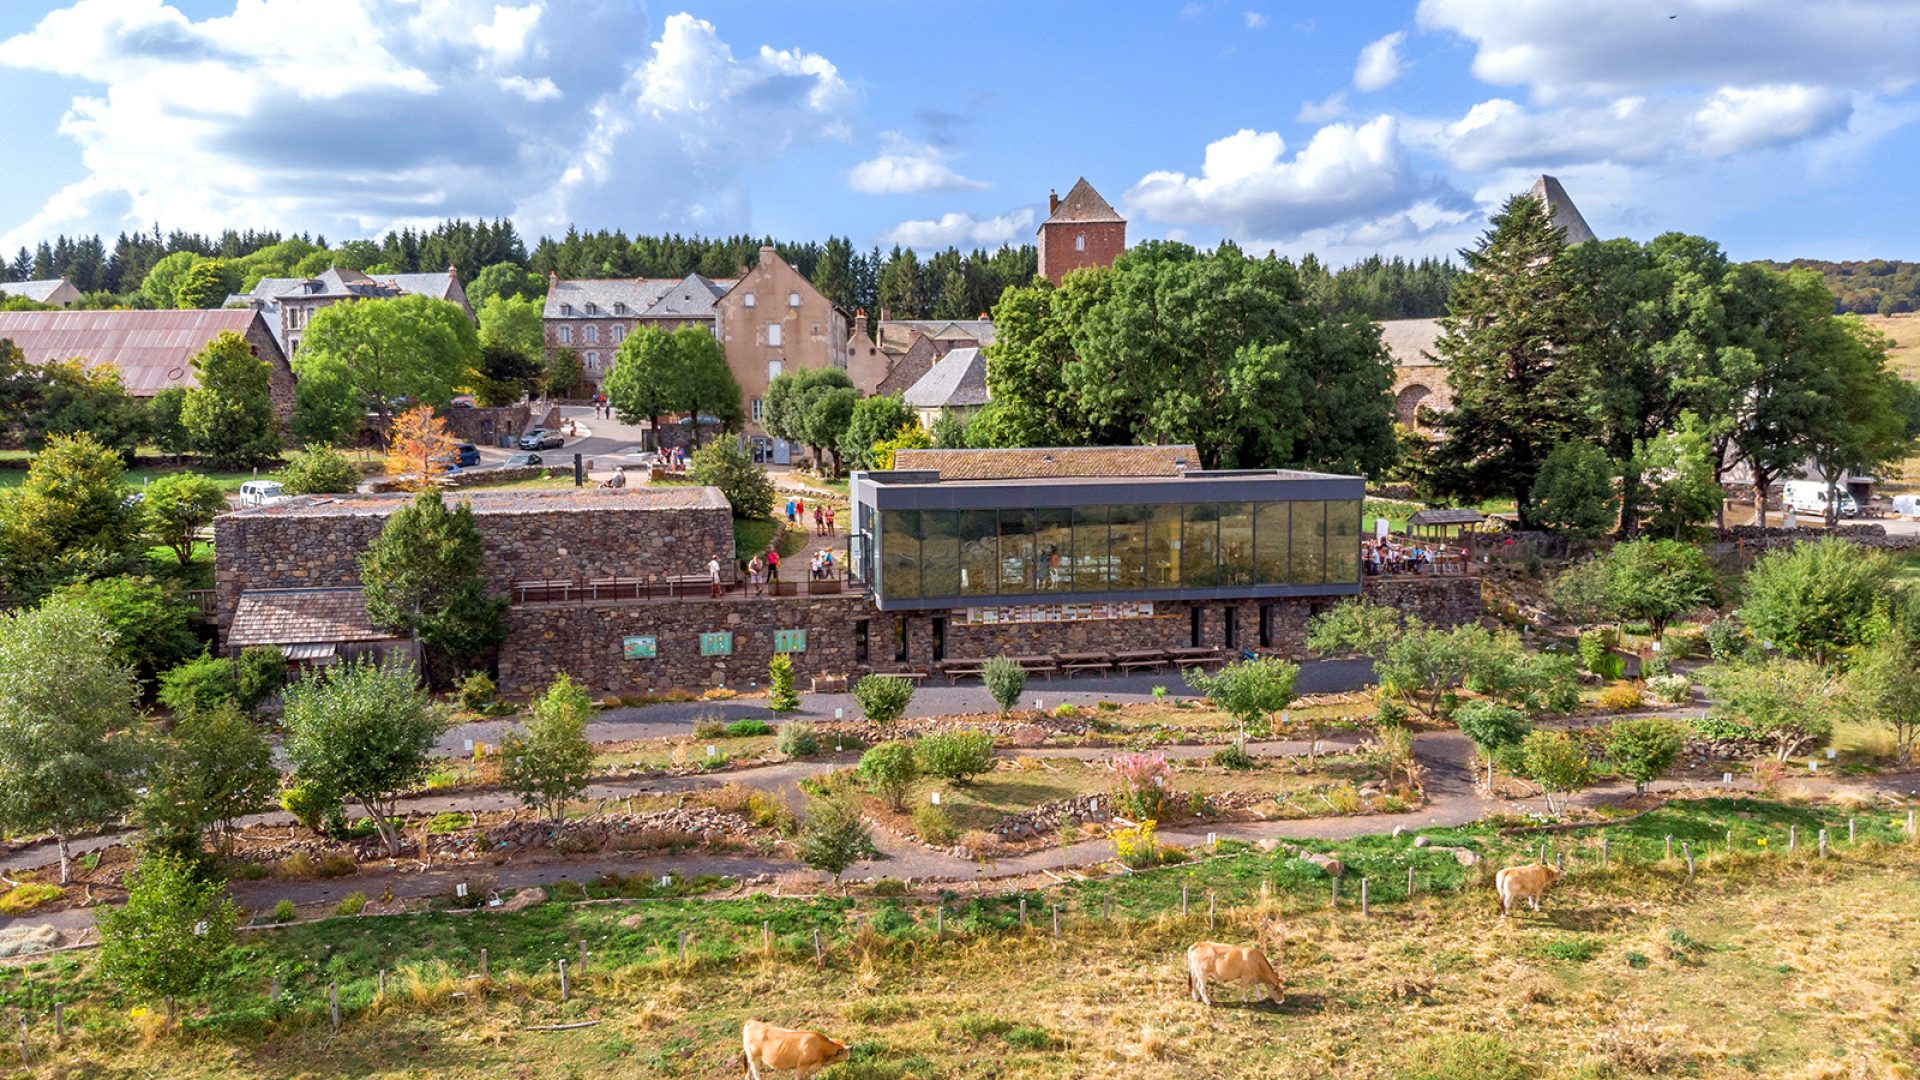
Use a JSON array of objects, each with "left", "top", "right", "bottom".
[
  {"left": 226, "top": 266, "right": 471, "bottom": 356},
  {"left": 0, "top": 277, "right": 82, "bottom": 307},
  {"left": 1038, "top": 178, "right": 1126, "bottom": 283},
  {"left": 541, "top": 272, "right": 733, "bottom": 389},
  {"left": 0, "top": 307, "right": 297, "bottom": 417},
  {"left": 845, "top": 311, "right": 995, "bottom": 397},
  {"left": 715, "top": 246, "right": 848, "bottom": 450},
  {"left": 901, "top": 346, "right": 989, "bottom": 429}
]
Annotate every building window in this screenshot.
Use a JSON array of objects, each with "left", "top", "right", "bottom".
[
  {"left": 614, "top": 302, "right": 628, "bottom": 315},
  {"left": 743, "top": 293, "right": 757, "bottom": 308},
  {"left": 1075, "top": 233, "right": 1086, "bottom": 252},
  {"left": 931, "top": 616, "right": 947, "bottom": 662},
  {"left": 788, "top": 291, "right": 801, "bottom": 307},
  {"left": 1189, "top": 606, "right": 1203, "bottom": 648},
  {"left": 560, "top": 303, "right": 573, "bottom": 315},
  {"left": 557, "top": 326, "right": 572, "bottom": 345},
  {"left": 585, "top": 302, "right": 597, "bottom": 315},
  {"left": 612, "top": 324, "right": 626, "bottom": 343},
  {"left": 584, "top": 325, "right": 599, "bottom": 344},
  {"left": 768, "top": 359, "right": 783, "bottom": 381},
  {"left": 585, "top": 351, "right": 600, "bottom": 371},
  {"left": 751, "top": 397, "right": 764, "bottom": 422},
  {"left": 767, "top": 323, "right": 783, "bottom": 347}
]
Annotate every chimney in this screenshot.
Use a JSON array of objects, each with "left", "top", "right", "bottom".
[
  {"left": 879, "top": 305, "right": 890, "bottom": 323},
  {"left": 853, "top": 308, "right": 868, "bottom": 338},
  {"left": 1048, "top": 189, "right": 1059, "bottom": 214},
  {"left": 447, "top": 263, "right": 459, "bottom": 281},
  {"left": 548, "top": 269, "right": 558, "bottom": 291}
]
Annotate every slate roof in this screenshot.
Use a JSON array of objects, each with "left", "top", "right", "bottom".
[
  {"left": 543, "top": 276, "right": 733, "bottom": 320},
  {"left": 902, "top": 347, "right": 989, "bottom": 409},
  {"left": 0, "top": 279, "right": 72, "bottom": 304},
  {"left": 1378, "top": 318, "right": 1443, "bottom": 367},
  {"left": 1042, "top": 178, "right": 1125, "bottom": 226},
  {"left": 890, "top": 444, "right": 1200, "bottom": 482},
  {"left": 220, "top": 486, "right": 730, "bottom": 519},
  {"left": 0, "top": 308, "right": 275, "bottom": 396},
  {"left": 1527, "top": 175, "right": 1598, "bottom": 245},
  {"left": 383, "top": 271, "right": 462, "bottom": 302},
  {"left": 1408, "top": 508, "right": 1486, "bottom": 527},
  {"left": 227, "top": 588, "right": 396, "bottom": 648},
  {"left": 876, "top": 319, "right": 996, "bottom": 351}
]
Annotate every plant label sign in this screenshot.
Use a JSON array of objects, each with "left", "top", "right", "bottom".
[
  {"left": 623, "top": 636, "right": 658, "bottom": 660},
  {"left": 456, "top": 882, "right": 468, "bottom": 898}
]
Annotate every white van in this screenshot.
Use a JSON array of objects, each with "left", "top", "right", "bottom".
[
  {"left": 238, "top": 480, "right": 288, "bottom": 507},
  {"left": 1783, "top": 479, "right": 1858, "bottom": 518}
]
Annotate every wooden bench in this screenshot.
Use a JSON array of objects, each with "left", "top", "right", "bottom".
[
  {"left": 1113, "top": 649, "right": 1168, "bottom": 672},
  {"left": 875, "top": 669, "right": 929, "bottom": 684},
  {"left": 1058, "top": 651, "right": 1113, "bottom": 678},
  {"left": 939, "top": 660, "right": 987, "bottom": 685},
  {"left": 1012, "top": 654, "right": 1059, "bottom": 680},
  {"left": 513, "top": 579, "right": 575, "bottom": 604},
  {"left": 1166, "top": 647, "right": 1223, "bottom": 669}
]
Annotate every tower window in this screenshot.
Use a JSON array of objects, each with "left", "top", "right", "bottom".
[{"left": 1075, "top": 234, "right": 1086, "bottom": 252}]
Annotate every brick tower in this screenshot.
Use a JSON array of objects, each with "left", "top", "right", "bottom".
[{"left": 1037, "top": 177, "right": 1126, "bottom": 283}]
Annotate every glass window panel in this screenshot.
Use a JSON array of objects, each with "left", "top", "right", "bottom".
[
  {"left": 1183, "top": 504, "right": 1220, "bottom": 587},
  {"left": 998, "top": 509, "right": 1034, "bottom": 595},
  {"left": 880, "top": 509, "right": 921, "bottom": 600},
  {"left": 1033, "top": 507, "right": 1073, "bottom": 593},
  {"left": 1326, "top": 500, "right": 1360, "bottom": 583},
  {"left": 1290, "top": 500, "right": 1326, "bottom": 584},
  {"left": 1256, "top": 502, "right": 1289, "bottom": 584},
  {"left": 920, "top": 510, "right": 960, "bottom": 597},
  {"left": 1072, "top": 506, "right": 1110, "bottom": 592},
  {"left": 1147, "top": 504, "right": 1181, "bottom": 589},
  {"left": 1219, "top": 503, "right": 1254, "bottom": 586},
  {"left": 1109, "top": 505, "right": 1147, "bottom": 590},
  {"left": 959, "top": 510, "right": 997, "bottom": 595}
]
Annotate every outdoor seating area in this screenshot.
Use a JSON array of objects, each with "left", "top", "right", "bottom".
[
  {"left": 1366, "top": 508, "right": 1483, "bottom": 577},
  {"left": 935, "top": 646, "right": 1226, "bottom": 683},
  {"left": 510, "top": 571, "right": 859, "bottom": 606}
]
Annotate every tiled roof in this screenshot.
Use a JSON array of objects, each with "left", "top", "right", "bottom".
[
  {"left": 1378, "top": 318, "right": 1442, "bottom": 367},
  {"left": 1528, "top": 175, "right": 1597, "bottom": 245},
  {"left": 890, "top": 444, "right": 1199, "bottom": 482},
  {"left": 221, "top": 486, "right": 730, "bottom": 519},
  {"left": 0, "top": 279, "right": 71, "bottom": 303},
  {"left": 876, "top": 319, "right": 996, "bottom": 352},
  {"left": 543, "top": 276, "right": 731, "bottom": 320},
  {"left": 227, "top": 588, "right": 397, "bottom": 648},
  {"left": 1042, "top": 178, "right": 1125, "bottom": 226},
  {"left": 902, "top": 347, "right": 989, "bottom": 409},
  {"left": 0, "top": 308, "right": 274, "bottom": 396}
]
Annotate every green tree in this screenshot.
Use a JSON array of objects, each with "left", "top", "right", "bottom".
[
  {"left": 603, "top": 325, "right": 741, "bottom": 445},
  {"left": 476, "top": 294, "right": 545, "bottom": 360},
  {"left": 1306, "top": 598, "right": 1402, "bottom": 662},
  {"left": 1605, "top": 717, "right": 1685, "bottom": 792},
  {"left": 137, "top": 705, "right": 278, "bottom": 856},
  {"left": 501, "top": 673, "right": 596, "bottom": 821},
  {"left": 179, "top": 331, "right": 281, "bottom": 467},
  {"left": 0, "top": 432, "right": 140, "bottom": 599},
  {"left": 853, "top": 673, "right": 914, "bottom": 725},
  {"left": 148, "top": 387, "right": 192, "bottom": 459},
  {"left": 157, "top": 648, "right": 282, "bottom": 717},
  {"left": 871, "top": 421, "right": 932, "bottom": 469},
  {"left": 545, "top": 347, "right": 584, "bottom": 399},
  {"left": 276, "top": 446, "right": 360, "bottom": 494},
  {"left": 981, "top": 656, "right": 1027, "bottom": 717},
  {"left": 689, "top": 435, "right": 775, "bottom": 519},
  {"left": 1453, "top": 700, "right": 1532, "bottom": 792},
  {"left": 467, "top": 263, "right": 546, "bottom": 310},
  {"left": 97, "top": 850, "right": 241, "bottom": 1020},
  {"left": 1640, "top": 413, "right": 1724, "bottom": 539},
  {"left": 30, "top": 359, "right": 149, "bottom": 460},
  {"left": 840, "top": 394, "right": 918, "bottom": 471},
  {"left": 1739, "top": 536, "right": 1893, "bottom": 663},
  {"left": 358, "top": 490, "right": 508, "bottom": 686},
  {"left": 45, "top": 575, "right": 201, "bottom": 687},
  {"left": 1529, "top": 441, "right": 1616, "bottom": 536},
  {"left": 0, "top": 603, "right": 144, "bottom": 883},
  {"left": 768, "top": 654, "right": 801, "bottom": 713},
  {"left": 1518, "top": 730, "right": 1592, "bottom": 815},
  {"left": 1846, "top": 615, "right": 1920, "bottom": 766},
  {"left": 929, "top": 408, "right": 968, "bottom": 450},
  {"left": 281, "top": 658, "right": 445, "bottom": 856},
  {"left": 1594, "top": 538, "right": 1717, "bottom": 634},
  {"left": 1427, "top": 193, "right": 1592, "bottom": 527},
  {"left": 914, "top": 730, "right": 995, "bottom": 783},
  {"left": 1804, "top": 318, "right": 1920, "bottom": 527},
  {"left": 1722, "top": 269, "right": 1851, "bottom": 528},
  {"left": 809, "top": 237, "right": 857, "bottom": 310},
  {"left": 857, "top": 740, "right": 919, "bottom": 811},
  {"left": 1701, "top": 658, "right": 1835, "bottom": 760},
  {"left": 474, "top": 342, "right": 541, "bottom": 406},
  {"left": 975, "top": 275, "right": 1091, "bottom": 448},
  {"left": 173, "top": 257, "right": 239, "bottom": 309},
  {"left": 764, "top": 367, "right": 857, "bottom": 471},
  {"left": 292, "top": 294, "right": 478, "bottom": 440},
  {"left": 796, "top": 794, "right": 874, "bottom": 885},
  {"left": 141, "top": 472, "right": 227, "bottom": 568},
  {"left": 138, "top": 251, "right": 201, "bottom": 307},
  {"left": 1185, "top": 655, "right": 1300, "bottom": 750}
]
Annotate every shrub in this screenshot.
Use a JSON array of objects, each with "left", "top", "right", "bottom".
[
  {"left": 1578, "top": 627, "right": 1623, "bottom": 677},
  {"left": 914, "top": 730, "right": 995, "bottom": 782},
  {"left": 1596, "top": 684, "right": 1644, "bottom": 712},
  {"left": 1111, "top": 751, "right": 1172, "bottom": 820},
  {"left": 692, "top": 715, "right": 728, "bottom": 739},
  {"left": 271, "top": 898, "right": 297, "bottom": 924},
  {"left": 796, "top": 795, "right": 875, "bottom": 883},
  {"left": 1051, "top": 703, "right": 1078, "bottom": 719},
  {"left": 1519, "top": 730, "right": 1593, "bottom": 814},
  {"left": 911, "top": 803, "right": 958, "bottom": 846},
  {"left": 315, "top": 853, "right": 358, "bottom": 878},
  {"left": 456, "top": 671, "right": 496, "bottom": 713},
  {"left": 767, "top": 654, "right": 800, "bottom": 713},
  {"left": 856, "top": 741, "right": 919, "bottom": 811},
  {"left": 725, "top": 717, "right": 772, "bottom": 737},
  {"left": 1606, "top": 717, "right": 1686, "bottom": 792},
  {"left": 0, "top": 883, "right": 64, "bottom": 916},
  {"left": 279, "top": 783, "right": 343, "bottom": 836},
  {"left": 1212, "top": 744, "right": 1256, "bottom": 770},
  {"left": 1690, "top": 714, "right": 1754, "bottom": 741},
  {"left": 427, "top": 811, "right": 469, "bottom": 834},
  {"left": 1702, "top": 617, "right": 1749, "bottom": 662},
  {"left": 1112, "top": 819, "right": 1164, "bottom": 869},
  {"left": 1646, "top": 674, "right": 1692, "bottom": 704},
  {"left": 777, "top": 721, "right": 820, "bottom": 758},
  {"left": 333, "top": 891, "right": 367, "bottom": 916},
  {"left": 1642, "top": 652, "right": 1672, "bottom": 679},
  {"left": 1151, "top": 685, "right": 1168, "bottom": 702},
  {"left": 854, "top": 674, "right": 915, "bottom": 725},
  {"left": 277, "top": 446, "right": 360, "bottom": 495},
  {"left": 982, "top": 656, "right": 1027, "bottom": 716},
  {"left": 157, "top": 653, "right": 239, "bottom": 717},
  {"left": 701, "top": 688, "right": 737, "bottom": 701},
  {"left": 1658, "top": 629, "right": 1703, "bottom": 661},
  {"left": 689, "top": 434, "right": 776, "bottom": 519}
]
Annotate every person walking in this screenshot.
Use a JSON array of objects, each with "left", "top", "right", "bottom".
[
  {"left": 707, "top": 554, "right": 722, "bottom": 598},
  {"left": 813, "top": 505, "right": 825, "bottom": 535},
  {"left": 766, "top": 548, "right": 781, "bottom": 587},
  {"left": 825, "top": 506, "right": 835, "bottom": 536},
  {"left": 748, "top": 555, "right": 765, "bottom": 596},
  {"left": 786, "top": 498, "right": 796, "bottom": 524}
]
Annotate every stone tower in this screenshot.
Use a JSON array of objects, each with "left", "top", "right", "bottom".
[{"left": 1037, "top": 177, "right": 1126, "bottom": 283}]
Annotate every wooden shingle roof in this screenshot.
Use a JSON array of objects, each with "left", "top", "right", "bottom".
[{"left": 227, "top": 588, "right": 398, "bottom": 648}]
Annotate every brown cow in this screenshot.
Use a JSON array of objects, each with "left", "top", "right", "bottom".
[
  {"left": 742, "top": 1019, "right": 850, "bottom": 1080},
  {"left": 1494, "top": 862, "right": 1564, "bottom": 917},
  {"left": 1185, "top": 942, "right": 1285, "bottom": 1007}
]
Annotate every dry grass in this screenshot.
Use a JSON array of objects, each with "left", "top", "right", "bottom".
[{"left": 1868, "top": 313, "right": 1920, "bottom": 490}]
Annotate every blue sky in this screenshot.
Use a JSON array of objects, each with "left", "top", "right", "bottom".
[{"left": 2, "top": 0, "right": 1917, "bottom": 266}]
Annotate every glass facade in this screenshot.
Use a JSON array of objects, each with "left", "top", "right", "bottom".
[{"left": 874, "top": 500, "right": 1360, "bottom": 601}]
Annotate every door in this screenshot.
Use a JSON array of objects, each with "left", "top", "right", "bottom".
[
  {"left": 1189, "top": 606, "right": 1203, "bottom": 648},
  {"left": 931, "top": 617, "right": 947, "bottom": 663},
  {"left": 773, "top": 438, "right": 793, "bottom": 465}
]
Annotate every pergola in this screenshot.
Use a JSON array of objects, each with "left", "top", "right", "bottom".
[{"left": 1407, "top": 507, "right": 1486, "bottom": 565}]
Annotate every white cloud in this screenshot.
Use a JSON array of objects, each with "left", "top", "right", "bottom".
[
  {"left": 1295, "top": 91, "right": 1348, "bottom": 124},
  {"left": 1179, "top": 2, "right": 1204, "bottom": 19},
  {"left": 1692, "top": 85, "right": 1853, "bottom": 158},
  {"left": 0, "top": 4, "right": 855, "bottom": 251},
  {"left": 847, "top": 135, "right": 989, "bottom": 194},
  {"left": 1353, "top": 31, "right": 1405, "bottom": 92},
  {"left": 1126, "top": 117, "right": 1420, "bottom": 239},
  {"left": 885, "top": 207, "right": 1035, "bottom": 248},
  {"left": 1243, "top": 11, "right": 1268, "bottom": 30}
]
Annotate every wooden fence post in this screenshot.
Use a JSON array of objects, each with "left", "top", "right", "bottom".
[
  {"left": 1330, "top": 877, "right": 1339, "bottom": 908},
  {"left": 1052, "top": 905, "right": 1060, "bottom": 937},
  {"left": 1102, "top": 895, "right": 1111, "bottom": 922},
  {"left": 763, "top": 921, "right": 772, "bottom": 953},
  {"left": 1726, "top": 828, "right": 1733, "bottom": 853},
  {"left": 1208, "top": 892, "right": 1216, "bottom": 932},
  {"left": 1019, "top": 897, "right": 1027, "bottom": 929},
  {"left": 1683, "top": 842, "right": 1694, "bottom": 881},
  {"left": 1664, "top": 835, "right": 1673, "bottom": 861},
  {"left": 479, "top": 948, "right": 489, "bottom": 979},
  {"left": 813, "top": 930, "right": 824, "bottom": 967},
  {"left": 1601, "top": 836, "right": 1608, "bottom": 869},
  {"left": 1849, "top": 817, "right": 1856, "bottom": 845},
  {"left": 935, "top": 906, "right": 944, "bottom": 941},
  {"left": 1539, "top": 841, "right": 1548, "bottom": 864},
  {"left": 1819, "top": 830, "right": 1828, "bottom": 859},
  {"left": 329, "top": 981, "right": 340, "bottom": 1032},
  {"left": 579, "top": 940, "right": 589, "bottom": 971},
  {"left": 1180, "top": 884, "right": 1188, "bottom": 918},
  {"left": 53, "top": 1002, "right": 63, "bottom": 1040},
  {"left": 679, "top": 931, "right": 689, "bottom": 965},
  {"left": 1789, "top": 825, "right": 1797, "bottom": 852},
  {"left": 558, "top": 960, "right": 569, "bottom": 1003},
  {"left": 270, "top": 977, "right": 281, "bottom": 1005},
  {"left": 1556, "top": 852, "right": 1565, "bottom": 873},
  {"left": 1360, "top": 879, "right": 1369, "bottom": 918},
  {"left": 377, "top": 970, "right": 386, "bottom": 998},
  {"left": 1407, "top": 865, "right": 1415, "bottom": 898}
]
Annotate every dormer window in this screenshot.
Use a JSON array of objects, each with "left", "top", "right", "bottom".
[
  {"left": 560, "top": 303, "right": 573, "bottom": 315},
  {"left": 614, "top": 302, "right": 628, "bottom": 315},
  {"left": 584, "top": 302, "right": 598, "bottom": 315},
  {"left": 788, "top": 292, "right": 801, "bottom": 307}
]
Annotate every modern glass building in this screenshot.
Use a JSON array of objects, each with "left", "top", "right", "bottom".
[{"left": 849, "top": 451, "right": 1363, "bottom": 612}]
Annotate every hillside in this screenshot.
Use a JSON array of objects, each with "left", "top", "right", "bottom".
[{"left": 1761, "top": 259, "right": 1920, "bottom": 315}]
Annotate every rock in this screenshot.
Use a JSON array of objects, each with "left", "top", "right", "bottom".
[
  {"left": 1453, "top": 849, "right": 1478, "bottom": 867},
  {"left": 500, "top": 887, "right": 547, "bottom": 913},
  {"left": 1413, "top": 835, "right": 1430, "bottom": 848},
  {"left": 0, "top": 925, "right": 61, "bottom": 958},
  {"left": 1301, "top": 852, "right": 1345, "bottom": 877},
  {"left": 1257, "top": 838, "right": 1283, "bottom": 854},
  {"left": 1392, "top": 826, "right": 1406, "bottom": 838}
]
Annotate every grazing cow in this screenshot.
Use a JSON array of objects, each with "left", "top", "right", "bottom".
[
  {"left": 1495, "top": 862, "right": 1565, "bottom": 917},
  {"left": 742, "top": 1020, "right": 850, "bottom": 1080},
  {"left": 1185, "top": 942, "right": 1285, "bottom": 1007}
]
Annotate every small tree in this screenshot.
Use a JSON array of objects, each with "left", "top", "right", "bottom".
[
  {"left": 47, "top": 575, "right": 202, "bottom": 687},
  {"left": 359, "top": 490, "right": 508, "bottom": 686},
  {"left": 768, "top": 654, "right": 801, "bottom": 713},
  {"left": 500, "top": 673, "right": 596, "bottom": 821},
  {"left": 915, "top": 730, "right": 995, "bottom": 783},
  {"left": 281, "top": 658, "right": 445, "bottom": 857},
  {"left": 796, "top": 795, "right": 874, "bottom": 886},
  {"left": 97, "top": 850, "right": 241, "bottom": 1023},
  {"left": 141, "top": 473, "right": 228, "bottom": 568},
  {"left": 1701, "top": 658, "right": 1836, "bottom": 761},
  {"left": 856, "top": 740, "right": 919, "bottom": 811},
  {"left": 1846, "top": 622, "right": 1920, "bottom": 767},
  {"left": 0, "top": 432, "right": 139, "bottom": 599},
  {"left": 871, "top": 421, "right": 933, "bottom": 469},
  {"left": 180, "top": 331, "right": 281, "bottom": 468},
  {"left": 1305, "top": 597, "right": 1401, "bottom": 662},
  {"left": 545, "top": 347, "right": 585, "bottom": 399},
  {"left": 1185, "top": 656, "right": 1299, "bottom": 751},
  {"left": 138, "top": 706, "right": 278, "bottom": 856},
  {"left": 982, "top": 656, "right": 1027, "bottom": 717},
  {"left": 277, "top": 446, "right": 360, "bottom": 494},
  {"left": 160, "top": 647, "right": 285, "bottom": 716},
  {"left": 1606, "top": 717, "right": 1685, "bottom": 792},
  {"left": 234, "top": 645, "right": 286, "bottom": 710},
  {"left": 853, "top": 673, "right": 914, "bottom": 725},
  {"left": 840, "top": 394, "right": 918, "bottom": 472},
  {"left": 1518, "top": 729, "right": 1593, "bottom": 815},
  {"left": 1454, "top": 700, "right": 1532, "bottom": 792},
  {"left": 384, "top": 404, "right": 458, "bottom": 490},
  {"left": 1740, "top": 536, "right": 1894, "bottom": 664},
  {"left": 1556, "top": 538, "right": 1718, "bottom": 635},
  {"left": 689, "top": 436, "right": 775, "bottom": 519},
  {"left": 1529, "top": 441, "right": 1617, "bottom": 536}
]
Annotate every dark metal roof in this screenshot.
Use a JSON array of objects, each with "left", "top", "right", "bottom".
[
  {"left": 0, "top": 308, "right": 275, "bottom": 396},
  {"left": 1408, "top": 508, "right": 1486, "bottom": 526}
]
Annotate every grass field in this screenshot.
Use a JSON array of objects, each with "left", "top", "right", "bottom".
[
  {"left": 10, "top": 798, "right": 1916, "bottom": 1078},
  {"left": 1866, "top": 314, "right": 1920, "bottom": 491}
]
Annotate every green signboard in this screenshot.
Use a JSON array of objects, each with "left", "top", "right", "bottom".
[
  {"left": 699, "top": 631, "right": 734, "bottom": 657},
  {"left": 622, "top": 636, "right": 657, "bottom": 660},
  {"left": 774, "top": 629, "right": 807, "bottom": 654}
]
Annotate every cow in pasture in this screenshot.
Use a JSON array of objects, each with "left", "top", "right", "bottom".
[
  {"left": 1185, "top": 941, "right": 1285, "bottom": 1007},
  {"left": 742, "top": 1019, "right": 850, "bottom": 1079},
  {"left": 1494, "top": 862, "right": 1564, "bottom": 918}
]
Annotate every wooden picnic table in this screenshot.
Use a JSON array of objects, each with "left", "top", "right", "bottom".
[
  {"left": 1058, "top": 651, "right": 1113, "bottom": 677},
  {"left": 939, "top": 658, "right": 987, "bottom": 684},
  {"left": 875, "top": 669, "right": 929, "bottom": 684},
  {"left": 1166, "top": 646, "right": 1222, "bottom": 668},
  {"left": 1011, "top": 654, "right": 1059, "bottom": 680},
  {"left": 1113, "top": 649, "right": 1168, "bottom": 672}
]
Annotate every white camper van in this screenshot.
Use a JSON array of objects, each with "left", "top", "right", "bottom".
[
  {"left": 238, "top": 480, "right": 288, "bottom": 507},
  {"left": 1782, "top": 479, "right": 1858, "bottom": 519}
]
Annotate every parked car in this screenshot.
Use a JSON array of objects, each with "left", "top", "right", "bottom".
[
  {"left": 503, "top": 452, "right": 543, "bottom": 467},
  {"left": 239, "top": 480, "right": 288, "bottom": 507},
  {"left": 519, "top": 428, "right": 563, "bottom": 450},
  {"left": 455, "top": 443, "right": 480, "bottom": 467}
]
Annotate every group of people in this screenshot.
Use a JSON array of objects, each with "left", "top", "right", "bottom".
[
  {"left": 1363, "top": 538, "right": 1438, "bottom": 576},
  {"left": 785, "top": 497, "right": 835, "bottom": 535},
  {"left": 808, "top": 548, "right": 838, "bottom": 580},
  {"left": 744, "top": 549, "right": 782, "bottom": 596},
  {"left": 658, "top": 445, "right": 688, "bottom": 472}
]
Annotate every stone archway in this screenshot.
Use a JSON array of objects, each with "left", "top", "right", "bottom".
[{"left": 1395, "top": 384, "right": 1432, "bottom": 428}]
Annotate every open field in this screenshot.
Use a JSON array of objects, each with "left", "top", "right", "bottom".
[
  {"left": 1867, "top": 313, "right": 1920, "bottom": 490},
  {"left": 8, "top": 798, "right": 1917, "bottom": 1078}
]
